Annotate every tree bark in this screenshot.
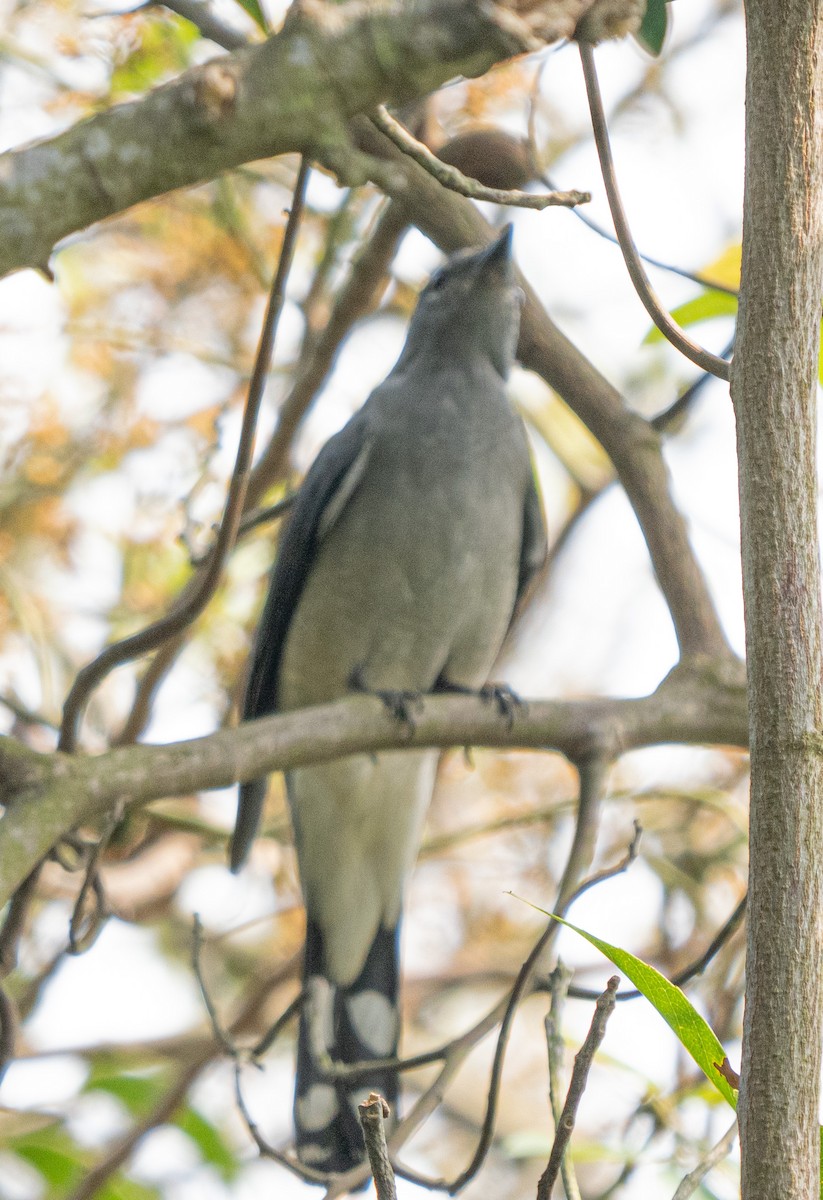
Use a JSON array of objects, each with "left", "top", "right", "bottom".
[
  {"left": 0, "top": 662, "right": 747, "bottom": 910},
  {"left": 733, "top": 3, "right": 823, "bottom": 1196}
]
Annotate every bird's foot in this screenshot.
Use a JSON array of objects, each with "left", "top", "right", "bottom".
[
  {"left": 434, "top": 676, "right": 524, "bottom": 730},
  {"left": 348, "top": 665, "right": 423, "bottom": 733},
  {"left": 479, "top": 683, "right": 524, "bottom": 729}
]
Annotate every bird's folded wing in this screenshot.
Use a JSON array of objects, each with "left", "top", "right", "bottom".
[{"left": 230, "top": 412, "right": 373, "bottom": 871}]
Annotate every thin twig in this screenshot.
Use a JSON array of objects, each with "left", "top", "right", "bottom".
[
  {"left": 67, "top": 798, "right": 126, "bottom": 954},
  {"left": 237, "top": 492, "right": 297, "bottom": 538},
  {"left": 671, "top": 1119, "right": 738, "bottom": 1200},
  {"left": 372, "top": 106, "right": 590, "bottom": 211},
  {"left": 545, "top": 962, "right": 582, "bottom": 1200},
  {"left": 539, "top": 167, "right": 739, "bottom": 298},
  {"left": 113, "top": 633, "right": 186, "bottom": 746},
  {"left": 232, "top": 1060, "right": 332, "bottom": 1186},
  {"left": 246, "top": 199, "right": 408, "bottom": 504},
  {"left": 152, "top": 0, "right": 249, "bottom": 49},
  {"left": 563, "top": 818, "right": 642, "bottom": 909},
  {"left": 0, "top": 693, "right": 57, "bottom": 730},
  {"left": 536, "top": 975, "right": 620, "bottom": 1200},
  {"left": 651, "top": 335, "right": 736, "bottom": 432},
  {"left": 192, "top": 914, "right": 236, "bottom": 1058},
  {"left": 58, "top": 158, "right": 310, "bottom": 753},
  {"left": 578, "top": 43, "right": 730, "bottom": 382},
  {"left": 526, "top": 48, "right": 738, "bottom": 301},
  {"left": 0, "top": 866, "right": 42, "bottom": 979},
  {"left": 252, "top": 990, "right": 302, "bottom": 1057},
  {"left": 358, "top": 1094, "right": 398, "bottom": 1200},
  {"left": 393, "top": 755, "right": 611, "bottom": 1194}
]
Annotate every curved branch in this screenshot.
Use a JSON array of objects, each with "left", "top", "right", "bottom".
[
  {"left": 371, "top": 105, "right": 590, "bottom": 210},
  {"left": 578, "top": 42, "right": 731, "bottom": 381},
  {"left": 58, "top": 159, "right": 309, "bottom": 753}
]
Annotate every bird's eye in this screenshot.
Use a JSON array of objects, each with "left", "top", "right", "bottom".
[{"left": 429, "top": 272, "right": 447, "bottom": 293}]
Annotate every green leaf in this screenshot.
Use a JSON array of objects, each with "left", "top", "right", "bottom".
[
  {"left": 635, "top": 0, "right": 669, "bottom": 55},
  {"left": 11, "top": 1130, "right": 86, "bottom": 1189},
  {"left": 110, "top": 15, "right": 199, "bottom": 98},
  {"left": 644, "top": 291, "right": 739, "bottom": 343},
  {"left": 176, "top": 1107, "right": 239, "bottom": 1180},
  {"left": 85, "top": 1069, "right": 168, "bottom": 1117},
  {"left": 230, "top": 0, "right": 268, "bottom": 32},
  {"left": 97, "top": 1176, "right": 161, "bottom": 1200},
  {"left": 528, "top": 907, "right": 738, "bottom": 1109}
]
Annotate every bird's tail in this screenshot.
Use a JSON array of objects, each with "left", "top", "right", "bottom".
[{"left": 294, "top": 921, "right": 400, "bottom": 1175}]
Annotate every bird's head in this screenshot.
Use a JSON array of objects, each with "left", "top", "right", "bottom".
[{"left": 404, "top": 225, "right": 522, "bottom": 379}]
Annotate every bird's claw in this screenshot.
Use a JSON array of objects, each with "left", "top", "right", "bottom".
[
  {"left": 348, "top": 666, "right": 423, "bottom": 733},
  {"left": 478, "top": 683, "right": 523, "bottom": 729}
]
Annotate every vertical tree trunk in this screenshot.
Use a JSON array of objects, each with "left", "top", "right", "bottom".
[{"left": 733, "top": 4, "right": 823, "bottom": 1197}]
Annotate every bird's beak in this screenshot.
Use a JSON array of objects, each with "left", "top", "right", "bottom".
[{"left": 476, "top": 224, "right": 514, "bottom": 275}]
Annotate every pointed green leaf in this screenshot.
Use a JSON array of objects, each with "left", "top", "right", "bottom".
[
  {"left": 97, "top": 1176, "right": 161, "bottom": 1200},
  {"left": 230, "top": 0, "right": 268, "bottom": 32},
  {"left": 11, "top": 1130, "right": 86, "bottom": 1188},
  {"left": 635, "top": 0, "right": 669, "bottom": 56},
  {"left": 176, "top": 1107, "right": 239, "bottom": 1180},
  {"left": 532, "top": 908, "right": 738, "bottom": 1109},
  {"left": 85, "top": 1069, "right": 167, "bottom": 1117}
]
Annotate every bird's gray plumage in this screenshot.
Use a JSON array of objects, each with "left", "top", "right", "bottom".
[{"left": 231, "top": 226, "right": 547, "bottom": 1174}]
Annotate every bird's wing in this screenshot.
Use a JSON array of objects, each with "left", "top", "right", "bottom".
[
  {"left": 230, "top": 412, "right": 373, "bottom": 872},
  {"left": 515, "top": 465, "right": 548, "bottom": 612}
]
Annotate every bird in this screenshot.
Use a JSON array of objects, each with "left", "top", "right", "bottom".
[{"left": 230, "top": 224, "right": 547, "bottom": 1174}]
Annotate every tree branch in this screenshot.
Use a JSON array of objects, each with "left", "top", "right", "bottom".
[
  {"left": 0, "top": 658, "right": 747, "bottom": 930},
  {"left": 0, "top": 0, "right": 608, "bottom": 276},
  {"left": 578, "top": 42, "right": 731, "bottom": 382},
  {"left": 57, "top": 158, "right": 309, "bottom": 753},
  {"left": 733, "top": 1, "right": 823, "bottom": 1195},
  {"left": 371, "top": 105, "right": 590, "bottom": 210},
  {"left": 536, "top": 975, "right": 619, "bottom": 1200}
]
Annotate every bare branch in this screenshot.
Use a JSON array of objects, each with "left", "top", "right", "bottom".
[
  {"left": 153, "top": 0, "right": 250, "bottom": 49},
  {"left": 545, "top": 963, "right": 582, "bottom": 1200},
  {"left": 563, "top": 818, "right": 642, "bottom": 909},
  {"left": 58, "top": 159, "right": 309, "bottom": 753},
  {"left": 232, "top": 1061, "right": 332, "bottom": 1187},
  {"left": 0, "top": 0, "right": 546, "bottom": 276},
  {"left": 536, "top": 975, "right": 620, "bottom": 1200},
  {"left": 358, "top": 1094, "right": 398, "bottom": 1200},
  {"left": 671, "top": 1120, "right": 738, "bottom": 1200},
  {"left": 578, "top": 42, "right": 731, "bottom": 381},
  {"left": 0, "top": 660, "right": 748, "bottom": 909},
  {"left": 372, "top": 106, "right": 590, "bottom": 210},
  {"left": 192, "top": 914, "right": 237, "bottom": 1058},
  {"left": 246, "top": 199, "right": 408, "bottom": 504}
]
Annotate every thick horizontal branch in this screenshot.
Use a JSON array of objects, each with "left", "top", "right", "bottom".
[
  {"left": 0, "top": 0, "right": 610, "bottom": 277},
  {"left": 0, "top": 660, "right": 746, "bottom": 908}
]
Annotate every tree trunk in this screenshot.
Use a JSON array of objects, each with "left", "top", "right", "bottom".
[{"left": 733, "top": 4, "right": 823, "bottom": 1197}]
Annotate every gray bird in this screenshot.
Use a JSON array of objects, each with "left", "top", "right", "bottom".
[{"left": 230, "top": 225, "right": 546, "bottom": 1174}]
